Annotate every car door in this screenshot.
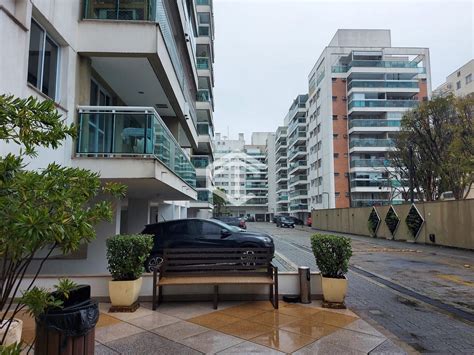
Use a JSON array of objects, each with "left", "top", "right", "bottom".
[
  {"left": 196, "top": 220, "right": 235, "bottom": 248},
  {"left": 163, "top": 221, "right": 197, "bottom": 250}
]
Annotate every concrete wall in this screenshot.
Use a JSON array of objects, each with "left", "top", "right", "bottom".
[{"left": 312, "top": 199, "right": 474, "bottom": 250}]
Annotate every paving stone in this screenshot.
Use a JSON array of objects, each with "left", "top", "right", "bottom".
[
  {"left": 293, "top": 337, "right": 365, "bottom": 355},
  {"left": 95, "top": 322, "right": 144, "bottom": 343},
  {"left": 369, "top": 339, "right": 408, "bottom": 354},
  {"left": 216, "top": 341, "right": 285, "bottom": 354},
  {"left": 94, "top": 343, "right": 119, "bottom": 354},
  {"left": 179, "top": 329, "right": 244, "bottom": 353},
  {"left": 105, "top": 331, "right": 184, "bottom": 354},
  {"left": 152, "top": 320, "right": 209, "bottom": 341}
]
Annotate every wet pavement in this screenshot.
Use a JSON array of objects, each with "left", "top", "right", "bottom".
[{"left": 249, "top": 222, "right": 474, "bottom": 354}]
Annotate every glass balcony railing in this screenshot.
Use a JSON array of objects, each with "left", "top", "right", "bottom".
[
  {"left": 348, "top": 100, "right": 418, "bottom": 110},
  {"left": 350, "top": 159, "right": 388, "bottom": 168},
  {"left": 289, "top": 189, "right": 307, "bottom": 197},
  {"left": 349, "top": 120, "right": 401, "bottom": 128},
  {"left": 197, "top": 189, "right": 213, "bottom": 203},
  {"left": 197, "top": 122, "right": 212, "bottom": 136},
  {"left": 83, "top": 0, "right": 156, "bottom": 21},
  {"left": 77, "top": 106, "right": 196, "bottom": 187},
  {"left": 289, "top": 175, "right": 308, "bottom": 184},
  {"left": 289, "top": 161, "right": 307, "bottom": 171},
  {"left": 197, "top": 89, "right": 211, "bottom": 102},
  {"left": 197, "top": 57, "right": 210, "bottom": 69},
  {"left": 198, "top": 25, "right": 210, "bottom": 37},
  {"left": 196, "top": 0, "right": 210, "bottom": 4},
  {"left": 246, "top": 198, "right": 268, "bottom": 205},
  {"left": 331, "top": 61, "right": 426, "bottom": 73},
  {"left": 289, "top": 146, "right": 307, "bottom": 156},
  {"left": 246, "top": 183, "right": 268, "bottom": 189},
  {"left": 278, "top": 195, "right": 289, "bottom": 201},
  {"left": 191, "top": 156, "right": 210, "bottom": 169},
  {"left": 348, "top": 80, "right": 419, "bottom": 90},
  {"left": 290, "top": 204, "right": 308, "bottom": 211},
  {"left": 277, "top": 206, "right": 289, "bottom": 212},
  {"left": 349, "top": 138, "right": 395, "bottom": 148}
]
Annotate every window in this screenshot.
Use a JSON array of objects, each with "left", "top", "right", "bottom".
[
  {"left": 457, "top": 71, "right": 461, "bottom": 77},
  {"left": 333, "top": 134, "right": 339, "bottom": 139},
  {"left": 332, "top": 115, "right": 338, "bottom": 120},
  {"left": 332, "top": 96, "right": 337, "bottom": 101},
  {"left": 27, "top": 20, "right": 60, "bottom": 100},
  {"left": 456, "top": 81, "right": 461, "bottom": 90},
  {"left": 202, "top": 221, "right": 223, "bottom": 238},
  {"left": 335, "top": 192, "right": 340, "bottom": 197},
  {"left": 466, "top": 74, "right": 472, "bottom": 84},
  {"left": 334, "top": 153, "right": 339, "bottom": 158}
]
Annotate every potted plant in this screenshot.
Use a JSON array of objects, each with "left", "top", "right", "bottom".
[
  {"left": 0, "top": 95, "right": 125, "bottom": 352},
  {"left": 311, "top": 234, "right": 352, "bottom": 306},
  {"left": 106, "top": 234, "right": 153, "bottom": 309}
]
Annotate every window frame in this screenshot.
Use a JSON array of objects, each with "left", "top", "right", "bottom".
[{"left": 28, "top": 19, "right": 61, "bottom": 101}]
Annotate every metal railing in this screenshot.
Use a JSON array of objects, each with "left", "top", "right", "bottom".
[
  {"left": 349, "top": 138, "right": 395, "bottom": 148},
  {"left": 350, "top": 159, "right": 388, "bottom": 168},
  {"left": 349, "top": 100, "right": 419, "bottom": 110},
  {"left": 349, "top": 120, "right": 401, "bottom": 128},
  {"left": 348, "top": 80, "right": 419, "bottom": 90},
  {"left": 76, "top": 106, "right": 196, "bottom": 187}
]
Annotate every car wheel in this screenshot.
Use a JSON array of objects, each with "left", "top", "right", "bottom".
[{"left": 145, "top": 255, "right": 163, "bottom": 272}]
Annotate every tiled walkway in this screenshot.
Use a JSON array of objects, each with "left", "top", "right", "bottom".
[{"left": 93, "top": 301, "right": 407, "bottom": 354}]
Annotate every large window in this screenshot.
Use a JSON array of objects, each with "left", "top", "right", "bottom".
[{"left": 27, "top": 20, "right": 60, "bottom": 100}]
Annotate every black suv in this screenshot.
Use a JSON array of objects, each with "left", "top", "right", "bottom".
[
  {"left": 276, "top": 217, "right": 295, "bottom": 228},
  {"left": 142, "top": 218, "right": 274, "bottom": 271}
]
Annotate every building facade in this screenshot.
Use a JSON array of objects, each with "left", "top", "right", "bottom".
[
  {"left": 433, "top": 59, "right": 473, "bottom": 97},
  {"left": 214, "top": 133, "right": 271, "bottom": 221},
  {"left": 265, "top": 133, "right": 277, "bottom": 221},
  {"left": 274, "top": 126, "right": 289, "bottom": 216},
  {"left": 0, "top": 0, "right": 215, "bottom": 274},
  {"left": 306, "top": 29, "right": 431, "bottom": 210}
]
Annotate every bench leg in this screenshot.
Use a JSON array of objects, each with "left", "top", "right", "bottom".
[
  {"left": 152, "top": 270, "right": 157, "bottom": 310},
  {"left": 269, "top": 284, "right": 273, "bottom": 304},
  {"left": 213, "top": 285, "right": 219, "bottom": 310}
]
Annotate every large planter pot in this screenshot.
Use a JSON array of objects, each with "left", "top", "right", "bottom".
[
  {"left": 109, "top": 277, "right": 143, "bottom": 306},
  {"left": 0, "top": 318, "right": 23, "bottom": 346},
  {"left": 321, "top": 276, "right": 348, "bottom": 303}
]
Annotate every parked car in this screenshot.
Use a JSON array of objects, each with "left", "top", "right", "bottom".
[
  {"left": 142, "top": 218, "right": 274, "bottom": 271},
  {"left": 214, "top": 216, "right": 247, "bottom": 229},
  {"left": 276, "top": 217, "right": 295, "bottom": 228},
  {"left": 287, "top": 216, "right": 304, "bottom": 225},
  {"left": 273, "top": 215, "right": 286, "bottom": 224},
  {"left": 307, "top": 216, "right": 312, "bottom": 227}
]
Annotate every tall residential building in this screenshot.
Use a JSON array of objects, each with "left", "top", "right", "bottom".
[
  {"left": 306, "top": 29, "right": 431, "bottom": 210},
  {"left": 275, "top": 126, "right": 289, "bottom": 216},
  {"left": 0, "top": 0, "right": 215, "bottom": 275},
  {"left": 189, "top": 0, "right": 216, "bottom": 218},
  {"left": 433, "top": 59, "right": 473, "bottom": 97},
  {"left": 214, "top": 132, "right": 271, "bottom": 221},
  {"left": 286, "top": 94, "right": 310, "bottom": 220},
  {"left": 265, "top": 133, "right": 277, "bottom": 221}
]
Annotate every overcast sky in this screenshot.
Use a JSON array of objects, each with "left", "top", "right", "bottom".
[{"left": 212, "top": 0, "right": 473, "bottom": 142}]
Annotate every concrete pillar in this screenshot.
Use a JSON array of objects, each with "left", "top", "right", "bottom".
[{"left": 127, "top": 198, "right": 151, "bottom": 233}]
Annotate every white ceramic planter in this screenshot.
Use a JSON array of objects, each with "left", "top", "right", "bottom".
[
  {"left": 0, "top": 318, "right": 23, "bottom": 346},
  {"left": 109, "top": 277, "right": 143, "bottom": 306},
  {"left": 321, "top": 276, "right": 348, "bottom": 303}
]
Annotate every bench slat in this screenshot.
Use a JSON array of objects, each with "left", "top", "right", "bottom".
[{"left": 159, "top": 275, "right": 274, "bottom": 285}]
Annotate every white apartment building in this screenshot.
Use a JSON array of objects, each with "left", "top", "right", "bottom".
[
  {"left": 433, "top": 59, "right": 473, "bottom": 97},
  {"left": 306, "top": 29, "right": 431, "bottom": 210},
  {"left": 0, "top": 0, "right": 215, "bottom": 274},
  {"left": 274, "top": 126, "right": 289, "bottom": 215},
  {"left": 265, "top": 133, "right": 277, "bottom": 221},
  {"left": 214, "top": 132, "right": 271, "bottom": 221}
]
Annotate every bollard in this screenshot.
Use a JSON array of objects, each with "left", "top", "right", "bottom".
[{"left": 298, "top": 266, "right": 311, "bottom": 304}]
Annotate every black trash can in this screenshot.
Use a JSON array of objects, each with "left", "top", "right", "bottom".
[{"left": 34, "top": 286, "right": 99, "bottom": 355}]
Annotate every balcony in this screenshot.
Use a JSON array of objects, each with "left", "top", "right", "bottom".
[
  {"left": 349, "top": 138, "right": 395, "bottom": 149},
  {"left": 197, "top": 189, "right": 213, "bottom": 204},
  {"left": 348, "top": 80, "right": 419, "bottom": 91},
  {"left": 76, "top": 106, "right": 196, "bottom": 188},
  {"left": 246, "top": 198, "right": 268, "bottom": 205},
  {"left": 278, "top": 195, "right": 289, "bottom": 201},
  {"left": 191, "top": 156, "right": 210, "bottom": 169},
  {"left": 83, "top": 0, "right": 157, "bottom": 21},
  {"left": 197, "top": 122, "right": 213, "bottom": 136},
  {"left": 197, "top": 57, "right": 210, "bottom": 70},
  {"left": 290, "top": 203, "right": 309, "bottom": 211},
  {"left": 246, "top": 183, "right": 268, "bottom": 189},
  {"left": 197, "top": 89, "right": 211, "bottom": 102},
  {"left": 349, "top": 119, "right": 401, "bottom": 128},
  {"left": 196, "top": 0, "right": 210, "bottom": 4},
  {"left": 289, "top": 175, "right": 308, "bottom": 185},
  {"left": 289, "top": 189, "right": 308, "bottom": 198},
  {"left": 331, "top": 60, "right": 426, "bottom": 73},
  {"left": 350, "top": 159, "right": 388, "bottom": 168},
  {"left": 289, "top": 160, "right": 307, "bottom": 172},
  {"left": 348, "top": 100, "right": 419, "bottom": 110}
]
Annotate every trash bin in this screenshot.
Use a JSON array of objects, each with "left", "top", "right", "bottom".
[
  {"left": 298, "top": 266, "right": 311, "bottom": 304},
  {"left": 35, "top": 286, "right": 99, "bottom": 355}
]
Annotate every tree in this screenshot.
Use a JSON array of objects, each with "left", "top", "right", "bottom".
[
  {"left": 388, "top": 94, "right": 473, "bottom": 201},
  {"left": 212, "top": 188, "right": 228, "bottom": 216},
  {"left": 0, "top": 95, "right": 126, "bottom": 348}
]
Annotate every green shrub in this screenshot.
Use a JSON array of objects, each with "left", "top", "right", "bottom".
[
  {"left": 106, "top": 234, "right": 153, "bottom": 281},
  {"left": 310, "top": 234, "right": 352, "bottom": 278}
]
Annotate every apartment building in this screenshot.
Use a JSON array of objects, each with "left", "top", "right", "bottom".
[
  {"left": 306, "top": 29, "right": 431, "bottom": 210},
  {"left": 188, "top": 0, "right": 216, "bottom": 218},
  {"left": 0, "top": 0, "right": 215, "bottom": 274},
  {"left": 274, "top": 126, "right": 289, "bottom": 216},
  {"left": 214, "top": 132, "right": 271, "bottom": 221},
  {"left": 433, "top": 59, "right": 473, "bottom": 97},
  {"left": 265, "top": 133, "right": 277, "bottom": 221},
  {"left": 286, "top": 94, "right": 310, "bottom": 220}
]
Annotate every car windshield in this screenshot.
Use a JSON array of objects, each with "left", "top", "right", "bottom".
[
  {"left": 281, "top": 217, "right": 292, "bottom": 222},
  {"left": 209, "top": 219, "right": 242, "bottom": 232}
]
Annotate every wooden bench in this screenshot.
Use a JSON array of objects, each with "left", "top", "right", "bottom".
[{"left": 152, "top": 248, "right": 278, "bottom": 310}]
